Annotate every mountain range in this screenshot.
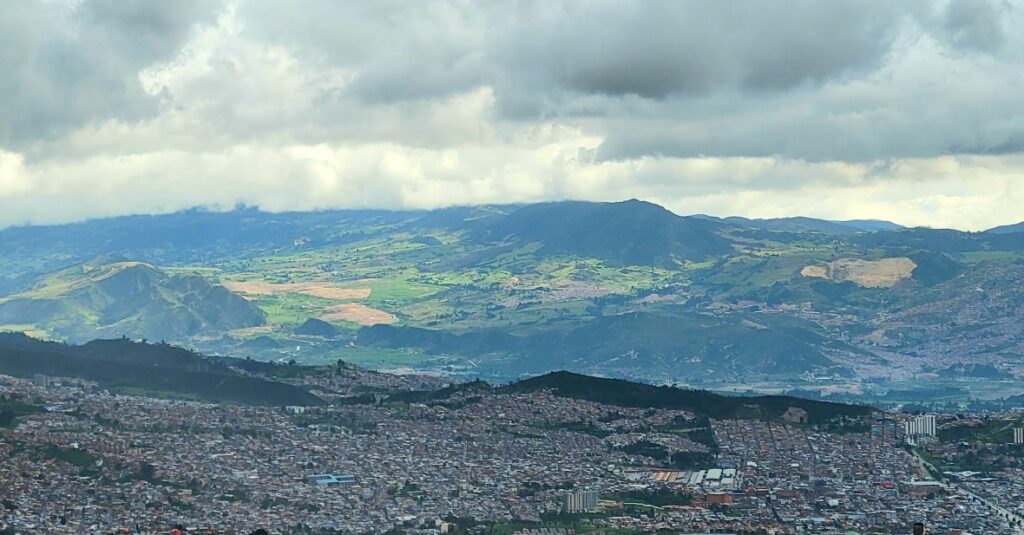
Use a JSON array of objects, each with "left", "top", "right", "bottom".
[
  {"left": 0, "top": 333, "right": 875, "bottom": 424},
  {"left": 2, "top": 199, "right": 1023, "bottom": 401}
]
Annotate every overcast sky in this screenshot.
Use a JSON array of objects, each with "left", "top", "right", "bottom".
[{"left": 2, "top": 0, "right": 1023, "bottom": 230}]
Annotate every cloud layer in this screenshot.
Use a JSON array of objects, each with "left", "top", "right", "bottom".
[{"left": 1, "top": 0, "right": 1023, "bottom": 230}]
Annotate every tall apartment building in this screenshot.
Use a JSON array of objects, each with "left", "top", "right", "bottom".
[
  {"left": 904, "top": 415, "right": 936, "bottom": 438},
  {"left": 563, "top": 490, "right": 599, "bottom": 513}
]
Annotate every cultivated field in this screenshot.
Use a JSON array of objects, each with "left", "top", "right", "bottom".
[
  {"left": 221, "top": 280, "right": 371, "bottom": 300},
  {"left": 321, "top": 304, "right": 397, "bottom": 326}
]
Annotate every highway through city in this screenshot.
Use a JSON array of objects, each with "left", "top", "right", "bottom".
[{"left": 910, "top": 447, "right": 1024, "bottom": 534}]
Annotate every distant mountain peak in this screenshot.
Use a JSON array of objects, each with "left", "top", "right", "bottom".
[{"left": 471, "top": 200, "right": 734, "bottom": 266}]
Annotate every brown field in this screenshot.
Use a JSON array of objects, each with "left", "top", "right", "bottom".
[
  {"left": 300, "top": 287, "right": 373, "bottom": 299},
  {"left": 800, "top": 257, "right": 917, "bottom": 288},
  {"left": 222, "top": 280, "right": 371, "bottom": 300},
  {"left": 320, "top": 304, "right": 397, "bottom": 326},
  {"left": 227, "top": 325, "right": 274, "bottom": 337}
]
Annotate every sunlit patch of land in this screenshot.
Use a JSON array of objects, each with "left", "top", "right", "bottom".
[
  {"left": 226, "top": 325, "right": 275, "bottom": 337},
  {"left": 221, "top": 280, "right": 371, "bottom": 300},
  {"left": 321, "top": 303, "right": 397, "bottom": 326},
  {"left": 0, "top": 261, "right": 155, "bottom": 303},
  {"left": 801, "top": 257, "right": 916, "bottom": 288}
]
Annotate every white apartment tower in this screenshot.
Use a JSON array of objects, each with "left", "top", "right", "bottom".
[
  {"left": 904, "top": 415, "right": 936, "bottom": 438},
  {"left": 563, "top": 490, "right": 599, "bottom": 513}
]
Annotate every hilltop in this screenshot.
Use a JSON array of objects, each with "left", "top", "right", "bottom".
[
  {"left": 467, "top": 200, "right": 734, "bottom": 266},
  {"left": 704, "top": 215, "right": 904, "bottom": 235},
  {"left": 293, "top": 318, "right": 342, "bottom": 338},
  {"left": 0, "top": 333, "right": 322, "bottom": 406},
  {"left": 506, "top": 371, "right": 875, "bottom": 423},
  {"left": 371, "top": 370, "right": 875, "bottom": 423}
]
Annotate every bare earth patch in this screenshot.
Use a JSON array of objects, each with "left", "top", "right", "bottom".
[
  {"left": 227, "top": 325, "right": 274, "bottom": 337},
  {"left": 222, "top": 281, "right": 371, "bottom": 300},
  {"left": 300, "top": 287, "right": 373, "bottom": 300},
  {"left": 320, "top": 304, "right": 397, "bottom": 326},
  {"left": 800, "top": 257, "right": 917, "bottom": 288},
  {"left": 546, "top": 281, "right": 615, "bottom": 301}
]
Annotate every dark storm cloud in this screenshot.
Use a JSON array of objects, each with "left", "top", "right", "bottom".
[
  {"left": 4, "top": 0, "right": 1021, "bottom": 163},
  {"left": 1, "top": 0, "right": 1023, "bottom": 232},
  {"left": 238, "top": 0, "right": 489, "bottom": 104},
  {"left": 939, "top": 0, "right": 1010, "bottom": 53},
  {"left": 240, "top": 1, "right": 917, "bottom": 104},
  {"left": 496, "top": 1, "right": 910, "bottom": 101},
  {"left": 0, "top": 0, "right": 219, "bottom": 148},
  {"left": 80, "top": 0, "right": 218, "bottom": 63},
  {"left": 225, "top": 0, "right": 1024, "bottom": 161}
]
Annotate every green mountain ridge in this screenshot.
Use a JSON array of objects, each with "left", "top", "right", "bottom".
[
  {"left": 0, "top": 333, "right": 322, "bottom": 406},
  {"left": 708, "top": 215, "right": 902, "bottom": 235},
  {"left": 467, "top": 200, "right": 735, "bottom": 266},
  {"left": 2, "top": 200, "right": 1024, "bottom": 392},
  {"left": 0, "top": 260, "right": 265, "bottom": 342},
  {"left": 505, "top": 371, "right": 876, "bottom": 423},
  {"left": 0, "top": 332, "right": 874, "bottom": 423}
]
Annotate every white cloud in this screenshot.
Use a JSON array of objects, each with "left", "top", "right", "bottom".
[
  {"left": 1, "top": 0, "right": 1023, "bottom": 230},
  {"left": 0, "top": 151, "right": 30, "bottom": 196}
]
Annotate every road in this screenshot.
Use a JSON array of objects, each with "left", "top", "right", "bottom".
[
  {"left": 956, "top": 487, "right": 1024, "bottom": 535},
  {"left": 909, "top": 447, "right": 1024, "bottom": 534}
]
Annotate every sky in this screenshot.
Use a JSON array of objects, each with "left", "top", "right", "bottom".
[{"left": 2, "top": 0, "right": 1024, "bottom": 231}]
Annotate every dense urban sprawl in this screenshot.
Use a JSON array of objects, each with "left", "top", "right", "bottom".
[{"left": 2, "top": 373, "right": 1024, "bottom": 534}]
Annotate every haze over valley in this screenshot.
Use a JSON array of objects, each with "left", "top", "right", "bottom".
[{"left": 3, "top": 199, "right": 1024, "bottom": 406}]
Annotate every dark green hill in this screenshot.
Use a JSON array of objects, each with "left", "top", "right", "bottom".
[
  {"left": 538, "top": 312, "right": 832, "bottom": 376},
  {"left": 358, "top": 310, "right": 841, "bottom": 380},
  {"left": 0, "top": 398, "right": 44, "bottom": 428},
  {"left": 719, "top": 215, "right": 864, "bottom": 235},
  {"left": 938, "top": 363, "right": 1010, "bottom": 380},
  {"left": 697, "top": 215, "right": 901, "bottom": 235},
  {"left": 0, "top": 207, "right": 418, "bottom": 279},
  {"left": 470, "top": 200, "right": 735, "bottom": 266},
  {"left": 985, "top": 221, "right": 1024, "bottom": 234},
  {"left": 835, "top": 219, "right": 904, "bottom": 232},
  {"left": 294, "top": 318, "right": 342, "bottom": 338},
  {"left": 0, "top": 333, "right": 323, "bottom": 406},
  {"left": 851, "top": 227, "right": 1024, "bottom": 254},
  {"left": 906, "top": 251, "right": 962, "bottom": 286},
  {"left": 506, "top": 371, "right": 875, "bottom": 423}
]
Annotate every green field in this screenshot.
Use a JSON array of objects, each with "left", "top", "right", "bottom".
[{"left": 5, "top": 201, "right": 1024, "bottom": 389}]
